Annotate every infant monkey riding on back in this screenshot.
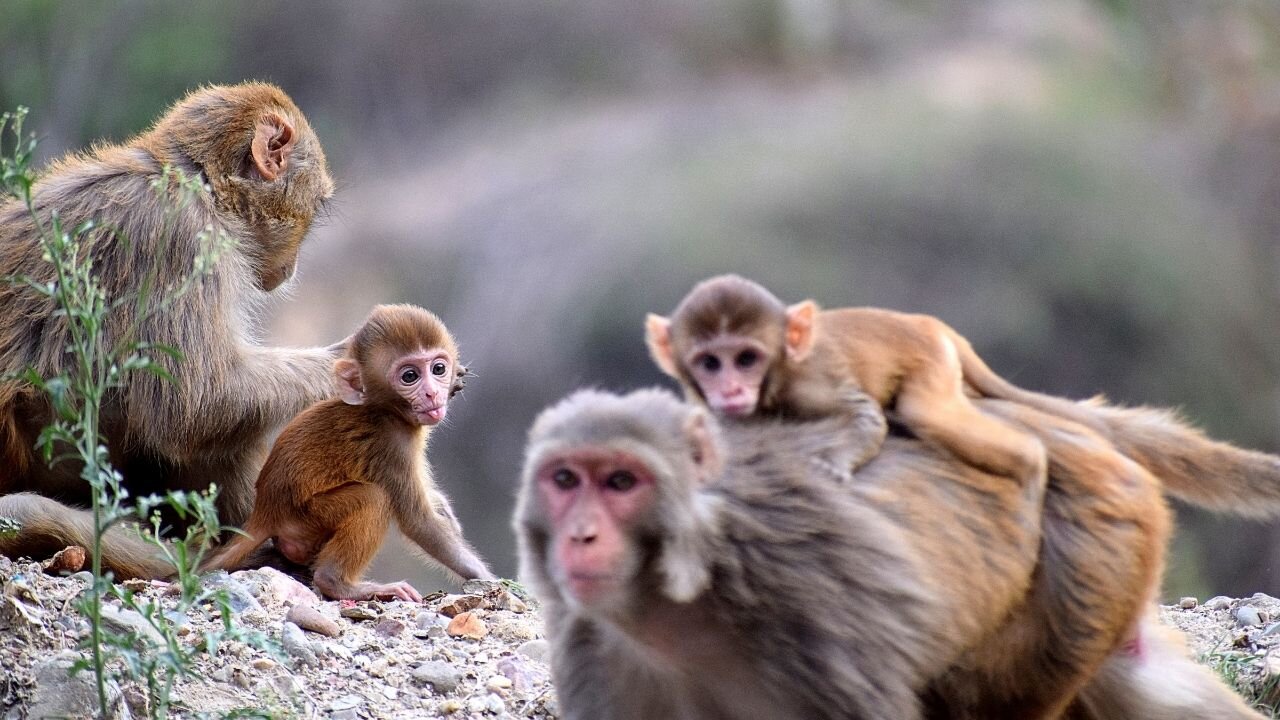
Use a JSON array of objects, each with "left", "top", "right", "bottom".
[{"left": 646, "top": 274, "right": 1047, "bottom": 482}]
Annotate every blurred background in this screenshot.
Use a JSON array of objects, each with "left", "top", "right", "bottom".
[{"left": 4, "top": 0, "right": 1280, "bottom": 600}]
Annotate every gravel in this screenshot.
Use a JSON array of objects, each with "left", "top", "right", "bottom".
[{"left": 0, "top": 556, "right": 556, "bottom": 719}]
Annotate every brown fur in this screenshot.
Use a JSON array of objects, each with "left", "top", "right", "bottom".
[
  {"left": 516, "top": 389, "right": 1259, "bottom": 719},
  {"left": 652, "top": 273, "right": 1280, "bottom": 516},
  {"left": 202, "top": 305, "right": 492, "bottom": 600},
  {"left": 0, "top": 83, "right": 340, "bottom": 577},
  {"left": 647, "top": 274, "right": 1048, "bottom": 481}
]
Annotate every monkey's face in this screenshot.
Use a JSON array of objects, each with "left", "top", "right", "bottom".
[
  {"left": 385, "top": 348, "right": 457, "bottom": 426},
  {"left": 683, "top": 335, "right": 773, "bottom": 417},
  {"left": 533, "top": 449, "right": 656, "bottom": 611}
]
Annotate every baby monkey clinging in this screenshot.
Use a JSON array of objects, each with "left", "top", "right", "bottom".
[
  {"left": 203, "top": 304, "right": 493, "bottom": 600},
  {"left": 646, "top": 274, "right": 1046, "bottom": 481}
]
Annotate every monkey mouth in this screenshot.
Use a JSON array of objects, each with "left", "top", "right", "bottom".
[
  {"left": 713, "top": 400, "right": 754, "bottom": 417},
  {"left": 565, "top": 572, "right": 617, "bottom": 603},
  {"left": 416, "top": 406, "right": 447, "bottom": 424}
]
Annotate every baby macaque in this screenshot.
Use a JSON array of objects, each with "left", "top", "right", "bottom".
[
  {"left": 202, "top": 304, "right": 492, "bottom": 600},
  {"left": 646, "top": 274, "right": 1046, "bottom": 481}
]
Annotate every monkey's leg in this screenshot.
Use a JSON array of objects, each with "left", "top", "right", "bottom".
[
  {"left": 308, "top": 486, "right": 419, "bottom": 602},
  {"left": 947, "top": 403, "right": 1169, "bottom": 719},
  {"left": 1068, "top": 615, "right": 1267, "bottom": 720},
  {"left": 895, "top": 362, "right": 1046, "bottom": 482}
]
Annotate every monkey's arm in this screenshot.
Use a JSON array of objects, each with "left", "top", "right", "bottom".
[
  {"left": 730, "top": 387, "right": 888, "bottom": 483},
  {"left": 393, "top": 481, "right": 494, "bottom": 582}
]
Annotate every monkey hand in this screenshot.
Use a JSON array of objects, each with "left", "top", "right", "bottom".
[
  {"left": 360, "top": 580, "right": 423, "bottom": 603},
  {"left": 809, "top": 455, "right": 855, "bottom": 485}
]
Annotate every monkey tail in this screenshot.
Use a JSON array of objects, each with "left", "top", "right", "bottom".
[
  {"left": 1083, "top": 402, "right": 1280, "bottom": 518},
  {"left": 0, "top": 493, "right": 176, "bottom": 579},
  {"left": 199, "top": 524, "right": 268, "bottom": 574},
  {"left": 949, "top": 330, "right": 1110, "bottom": 434},
  {"left": 952, "top": 330, "right": 1280, "bottom": 517}
]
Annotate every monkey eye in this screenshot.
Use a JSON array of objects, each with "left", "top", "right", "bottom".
[
  {"left": 604, "top": 471, "right": 637, "bottom": 492},
  {"left": 431, "top": 360, "right": 449, "bottom": 377},
  {"left": 735, "top": 349, "right": 759, "bottom": 369},
  {"left": 552, "top": 468, "right": 579, "bottom": 490},
  {"left": 400, "top": 367, "right": 420, "bottom": 384},
  {"left": 698, "top": 355, "right": 722, "bottom": 373}
]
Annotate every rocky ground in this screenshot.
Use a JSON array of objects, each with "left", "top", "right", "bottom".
[
  {"left": 0, "top": 556, "right": 555, "bottom": 720},
  {"left": 3, "top": 551, "right": 1278, "bottom": 720},
  {"left": 1160, "top": 593, "right": 1280, "bottom": 717}
]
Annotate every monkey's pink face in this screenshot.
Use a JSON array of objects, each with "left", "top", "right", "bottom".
[
  {"left": 387, "top": 349, "right": 455, "bottom": 426},
  {"left": 685, "top": 336, "right": 772, "bottom": 417},
  {"left": 536, "top": 450, "right": 656, "bottom": 608}
]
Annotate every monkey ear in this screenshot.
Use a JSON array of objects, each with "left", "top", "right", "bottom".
[
  {"left": 250, "top": 112, "right": 296, "bottom": 181},
  {"left": 335, "top": 358, "right": 366, "bottom": 405},
  {"left": 683, "top": 409, "right": 724, "bottom": 485},
  {"left": 645, "top": 314, "right": 680, "bottom": 378},
  {"left": 785, "top": 300, "right": 819, "bottom": 362}
]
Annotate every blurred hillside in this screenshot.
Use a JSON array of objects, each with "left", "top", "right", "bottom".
[{"left": 4, "top": 0, "right": 1280, "bottom": 598}]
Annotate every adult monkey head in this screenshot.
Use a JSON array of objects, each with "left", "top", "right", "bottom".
[{"left": 140, "top": 83, "right": 334, "bottom": 290}]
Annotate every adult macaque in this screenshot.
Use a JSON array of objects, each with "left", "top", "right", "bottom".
[
  {"left": 516, "top": 389, "right": 1262, "bottom": 720},
  {"left": 202, "top": 305, "right": 492, "bottom": 600},
  {"left": 0, "top": 83, "right": 342, "bottom": 574},
  {"left": 646, "top": 274, "right": 1045, "bottom": 480},
  {"left": 648, "top": 274, "right": 1280, "bottom": 515}
]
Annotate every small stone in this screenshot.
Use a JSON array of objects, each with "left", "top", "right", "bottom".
[
  {"left": 270, "top": 674, "right": 306, "bottom": 696},
  {"left": 376, "top": 618, "right": 408, "bottom": 637},
  {"left": 28, "top": 654, "right": 121, "bottom": 720},
  {"left": 1264, "top": 622, "right": 1280, "bottom": 637},
  {"left": 201, "top": 571, "right": 263, "bottom": 613},
  {"left": 461, "top": 579, "right": 502, "bottom": 594},
  {"left": 331, "top": 709, "right": 359, "bottom": 720},
  {"left": 1204, "top": 596, "right": 1234, "bottom": 611},
  {"left": 497, "top": 656, "right": 548, "bottom": 693},
  {"left": 330, "top": 694, "right": 363, "bottom": 712},
  {"left": 484, "top": 695, "right": 505, "bottom": 714},
  {"left": 251, "top": 658, "right": 277, "bottom": 671},
  {"left": 412, "top": 661, "right": 463, "bottom": 693},
  {"left": 42, "top": 546, "right": 87, "bottom": 575},
  {"left": 485, "top": 676, "right": 513, "bottom": 692},
  {"left": 319, "top": 641, "right": 354, "bottom": 661},
  {"left": 1252, "top": 592, "right": 1279, "bottom": 604},
  {"left": 438, "top": 594, "right": 486, "bottom": 617},
  {"left": 281, "top": 621, "right": 318, "bottom": 666},
  {"left": 232, "top": 668, "right": 252, "bottom": 689},
  {"left": 468, "top": 697, "right": 489, "bottom": 714},
  {"left": 498, "top": 592, "right": 529, "bottom": 613},
  {"left": 251, "top": 566, "right": 322, "bottom": 606},
  {"left": 1237, "top": 606, "right": 1263, "bottom": 627},
  {"left": 100, "top": 603, "right": 165, "bottom": 646},
  {"left": 341, "top": 604, "right": 380, "bottom": 621},
  {"left": 438, "top": 699, "right": 464, "bottom": 715},
  {"left": 287, "top": 603, "right": 341, "bottom": 637},
  {"left": 517, "top": 639, "right": 549, "bottom": 663},
  {"left": 1177, "top": 597, "right": 1197, "bottom": 610},
  {"left": 370, "top": 657, "right": 391, "bottom": 677},
  {"left": 447, "top": 611, "right": 488, "bottom": 640},
  {"left": 68, "top": 571, "right": 94, "bottom": 585}
]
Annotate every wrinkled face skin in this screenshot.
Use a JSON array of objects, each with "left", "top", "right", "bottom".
[
  {"left": 387, "top": 349, "right": 456, "bottom": 426},
  {"left": 535, "top": 449, "right": 656, "bottom": 610},
  {"left": 684, "top": 335, "right": 774, "bottom": 417}
]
